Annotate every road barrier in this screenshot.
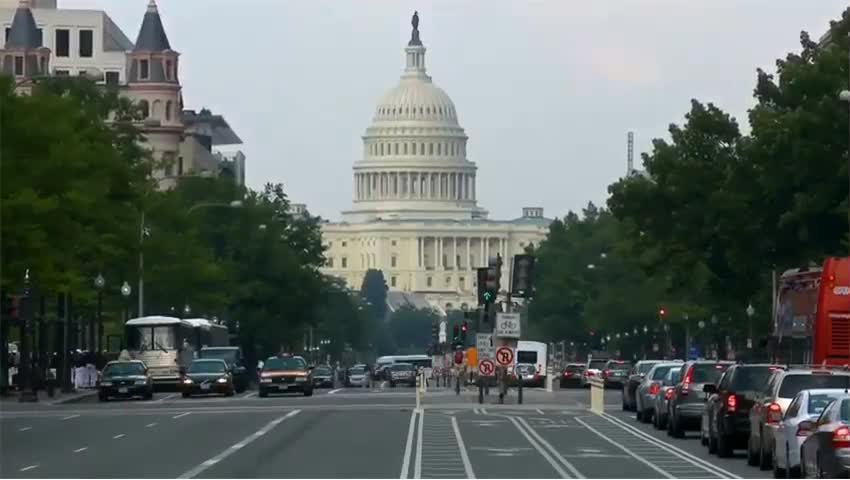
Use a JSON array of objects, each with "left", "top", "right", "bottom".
[
  {"left": 545, "top": 366, "right": 554, "bottom": 392},
  {"left": 589, "top": 376, "right": 605, "bottom": 414}
]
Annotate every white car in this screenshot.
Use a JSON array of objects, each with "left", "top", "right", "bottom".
[{"left": 772, "top": 388, "right": 846, "bottom": 477}]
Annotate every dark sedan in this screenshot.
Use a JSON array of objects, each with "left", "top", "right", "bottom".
[
  {"left": 98, "top": 360, "right": 153, "bottom": 401},
  {"left": 198, "top": 346, "right": 249, "bottom": 393},
  {"left": 312, "top": 365, "right": 334, "bottom": 388},
  {"left": 180, "top": 359, "right": 236, "bottom": 397}
]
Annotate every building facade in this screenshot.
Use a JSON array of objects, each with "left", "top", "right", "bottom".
[
  {"left": 1, "top": 0, "right": 245, "bottom": 189},
  {"left": 320, "top": 15, "right": 550, "bottom": 312}
]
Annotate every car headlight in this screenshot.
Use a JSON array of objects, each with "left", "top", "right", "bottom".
[
  {"left": 182, "top": 378, "right": 193, "bottom": 384},
  {"left": 260, "top": 378, "right": 272, "bottom": 383},
  {"left": 295, "top": 377, "right": 306, "bottom": 383},
  {"left": 217, "top": 377, "right": 228, "bottom": 384},
  {"left": 100, "top": 381, "right": 112, "bottom": 387},
  {"left": 135, "top": 380, "right": 147, "bottom": 385}
]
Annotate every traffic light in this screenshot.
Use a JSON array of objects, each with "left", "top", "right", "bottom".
[
  {"left": 452, "top": 324, "right": 460, "bottom": 345},
  {"left": 476, "top": 268, "right": 489, "bottom": 306},
  {"left": 484, "top": 255, "right": 502, "bottom": 305},
  {"left": 2, "top": 294, "right": 19, "bottom": 320},
  {"left": 511, "top": 254, "right": 535, "bottom": 298},
  {"left": 461, "top": 321, "right": 468, "bottom": 345},
  {"left": 659, "top": 307, "right": 666, "bottom": 318},
  {"left": 431, "top": 321, "right": 439, "bottom": 344}
]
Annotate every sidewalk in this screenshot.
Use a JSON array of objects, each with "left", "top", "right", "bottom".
[{"left": 0, "top": 388, "right": 98, "bottom": 406}]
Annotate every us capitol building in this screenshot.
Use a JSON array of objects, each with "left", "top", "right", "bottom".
[{"left": 320, "top": 13, "right": 551, "bottom": 313}]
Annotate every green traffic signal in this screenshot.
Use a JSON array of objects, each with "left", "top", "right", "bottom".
[{"left": 483, "top": 291, "right": 493, "bottom": 302}]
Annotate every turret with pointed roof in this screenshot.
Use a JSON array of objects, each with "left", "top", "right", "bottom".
[
  {"left": 124, "top": 0, "right": 184, "bottom": 190},
  {"left": 0, "top": 0, "right": 50, "bottom": 91}
]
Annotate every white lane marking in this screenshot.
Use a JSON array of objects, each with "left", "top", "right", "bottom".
[
  {"left": 399, "top": 409, "right": 417, "bottom": 479},
  {"left": 517, "top": 417, "right": 585, "bottom": 478},
  {"left": 19, "top": 465, "right": 38, "bottom": 472},
  {"left": 473, "top": 407, "right": 479, "bottom": 415},
  {"left": 601, "top": 413, "right": 741, "bottom": 479},
  {"left": 481, "top": 408, "right": 488, "bottom": 415},
  {"left": 507, "top": 416, "right": 572, "bottom": 478},
  {"left": 536, "top": 409, "right": 545, "bottom": 415},
  {"left": 19, "top": 426, "right": 32, "bottom": 431},
  {"left": 574, "top": 417, "right": 674, "bottom": 479},
  {"left": 156, "top": 393, "right": 179, "bottom": 403},
  {"left": 145, "top": 422, "right": 157, "bottom": 428},
  {"left": 414, "top": 408, "right": 424, "bottom": 479},
  {"left": 177, "top": 409, "right": 300, "bottom": 479},
  {"left": 242, "top": 392, "right": 256, "bottom": 399},
  {"left": 73, "top": 447, "right": 88, "bottom": 453},
  {"left": 172, "top": 412, "right": 191, "bottom": 419},
  {"left": 61, "top": 414, "right": 80, "bottom": 421},
  {"left": 328, "top": 388, "right": 342, "bottom": 395},
  {"left": 113, "top": 434, "right": 125, "bottom": 439},
  {"left": 450, "top": 416, "right": 476, "bottom": 479}
]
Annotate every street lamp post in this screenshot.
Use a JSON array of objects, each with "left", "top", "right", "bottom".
[
  {"left": 746, "top": 303, "right": 755, "bottom": 349},
  {"left": 137, "top": 200, "right": 243, "bottom": 318},
  {"left": 19, "top": 269, "right": 38, "bottom": 402},
  {"left": 121, "top": 282, "right": 132, "bottom": 323},
  {"left": 94, "top": 274, "right": 104, "bottom": 353}
]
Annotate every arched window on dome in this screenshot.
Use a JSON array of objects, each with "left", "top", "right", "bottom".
[
  {"left": 411, "top": 143, "right": 416, "bottom": 155},
  {"left": 437, "top": 143, "right": 442, "bottom": 156},
  {"left": 394, "top": 143, "right": 399, "bottom": 155},
  {"left": 403, "top": 143, "right": 408, "bottom": 155},
  {"left": 451, "top": 143, "right": 455, "bottom": 156},
  {"left": 429, "top": 143, "right": 434, "bottom": 155},
  {"left": 426, "top": 107, "right": 430, "bottom": 115},
  {"left": 420, "top": 143, "right": 425, "bottom": 155},
  {"left": 380, "top": 143, "right": 384, "bottom": 156},
  {"left": 405, "top": 107, "right": 409, "bottom": 115}
]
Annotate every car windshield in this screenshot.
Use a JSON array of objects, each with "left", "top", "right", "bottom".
[
  {"left": 779, "top": 374, "right": 850, "bottom": 398},
  {"left": 103, "top": 363, "right": 145, "bottom": 377},
  {"left": 666, "top": 369, "right": 681, "bottom": 385},
  {"left": 350, "top": 367, "right": 365, "bottom": 374},
  {"left": 589, "top": 360, "right": 608, "bottom": 370},
  {"left": 315, "top": 367, "right": 331, "bottom": 375},
  {"left": 264, "top": 357, "right": 307, "bottom": 371},
  {"left": 809, "top": 394, "right": 844, "bottom": 416},
  {"left": 517, "top": 351, "right": 537, "bottom": 364},
  {"left": 189, "top": 361, "right": 226, "bottom": 374},
  {"left": 200, "top": 349, "right": 238, "bottom": 364},
  {"left": 392, "top": 363, "right": 414, "bottom": 371},
  {"left": 651, "top": 365, "right": 675, "bottom": 380},
  {"left": 841, "top": 400, "right": 850, "bottom": 422},
  {"left": 690, "top": 363, "right": 731, "bottom": 383},
  {"left": 566, "top": 365, "right": 584, "bottom": 372},
  {"left": 730, "top": 366, "right": 777, "bottom": 391},
  {"left": 639, "top": 362, "right": 659, "bottom": 374}
]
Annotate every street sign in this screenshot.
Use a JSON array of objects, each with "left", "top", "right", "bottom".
[
  {"left": 439, "top": 321, "right": 447, "bottom": 343},
  {"left": 478, "top": 359, "right": 495, "bottom": 376},
  {"left": 494, "top": 312, "right": 521, "bottom": 338},
  {"left": 476, "top": 333, "right": 494, "bottom": 360},
  {"left": 495, "top": 346, "right": 514, "bottom": 366}
]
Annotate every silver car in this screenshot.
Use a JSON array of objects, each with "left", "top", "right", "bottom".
[
  {"left": 347, "top": 365, "right": 369, "bottom": 388},
  {"left": 635, "top": 362, "right": 683, "bottom": 423},
  {"left": 800, "top": 394, "right": 850, "bottom": 478},
  {"left": 653, "top": 367, "right": 681, "bottom": 430},
  {"left": 773, "top": 388, "right": 846, "bottom": 478}
]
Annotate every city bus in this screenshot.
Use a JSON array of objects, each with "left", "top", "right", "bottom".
[{"left": 773, "top": 257, "right": 850, "bottom": 366}]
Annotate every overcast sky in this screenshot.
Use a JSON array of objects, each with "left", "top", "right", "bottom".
[{"left": 61, "top": 0, "right": 847, "bottom": 221}]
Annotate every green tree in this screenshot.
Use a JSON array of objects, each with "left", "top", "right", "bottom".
[{"left": 388, "top": 306, "right": 439, "bottom": 353}]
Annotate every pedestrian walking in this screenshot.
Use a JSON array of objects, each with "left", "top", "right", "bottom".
[
  {"left": 73, "top": 349, "right": 85, "bottom": 390},
  {"left": 177, "top": 339, "right": 194, "bottom": 374}
]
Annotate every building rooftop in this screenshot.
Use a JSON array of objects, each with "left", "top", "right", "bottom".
[{"left": 182, "top": 108, "right": 243, "bottom": 146}]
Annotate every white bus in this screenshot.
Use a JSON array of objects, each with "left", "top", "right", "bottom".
[
  {"left": 375, "top": 354, "right": 432, "bottom": 377},
  {"left": 516, "top": 341, "right": 548, "bottom": 387},
  {"left": 124, "top": 316, "right": 229, "bottom": 387}
]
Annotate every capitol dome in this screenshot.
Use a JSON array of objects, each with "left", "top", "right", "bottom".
[{"left": 345, "top": 13, "right": 485, "bottom": 223}]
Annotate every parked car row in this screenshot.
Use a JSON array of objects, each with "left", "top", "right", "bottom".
[
  {"left": 622, "top": 359, "right": 850, "bottom": 478},
  {"left": 559, "top": 358, "right": 638, "bottom": 389}
]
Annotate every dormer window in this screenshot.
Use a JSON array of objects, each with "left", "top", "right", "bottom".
[
  {"left": 139, "top": 59, "right": 149, "bottom": 80},
  {"left": 165, "top": 60, "right": 173, "bottom": 80},
  {"left": 13, "top": 56, "right": 23, "bottom": 76}
]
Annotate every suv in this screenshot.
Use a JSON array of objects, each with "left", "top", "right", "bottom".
[
  {"left": 583, "top": 357, "right": 609, "bottom": 388},
  {"left": 623, "top": 360, "right": 664, "bottom": 411},
  {"left": 602, "top": 359, "right": 630, "bottom": 389},
  {"left": 388, "top": 363, "right": 416, "bottom": 387},
  {"left": 703, "top": 364, "right": 783, "bottom": 457},
  {"left": 747, "top": 366, "right": 850, "bottom": 470},
  {"left": 667, "top": 360, "right": 734, "bottom": 438}
]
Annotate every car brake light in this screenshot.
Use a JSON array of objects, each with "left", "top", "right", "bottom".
[
  {"left": 664, "top": 387, "right": 674, "bottom": 400},
  {"left": 648, "top": 383, "right": 660, "bottom": 395},
  {"left": 584, "top": 370, "right": 594, "bottom": 377},
  {"left": 833, "top": 426, "right": 850, "bottom": 448},
  {"left": 766, "top": 402, "right": 783, "bottom": 424},
  {"left": 681, "top": 366, "right": 693, "bottom": 395},
  {"left": 726, "top": 394, "right": 737, "bottom": 413},
  {"left": 603, "top": 369, "right": 611, "bottom": 378}
]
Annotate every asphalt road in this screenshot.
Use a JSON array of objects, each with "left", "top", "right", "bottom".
[{"left": 0, "top": 385, "right": 773, "bottom": 478}]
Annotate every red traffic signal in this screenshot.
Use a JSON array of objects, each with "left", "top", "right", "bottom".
[
  {"left": 659, "top": 308, "right": 666, "bottom": 317},
  {"left": 461, "top": 322, "right": 468, "bottom": 332}
]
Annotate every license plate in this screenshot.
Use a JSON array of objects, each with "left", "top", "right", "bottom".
[
  {"left": 277, "top": 384, "right": 288, "bottom": 390},
  {"left": 201, "top": 384, "right": 210, "bottom": 391},
  {"left": 118, "top": 387, "right": 128, "bottom": 394}
]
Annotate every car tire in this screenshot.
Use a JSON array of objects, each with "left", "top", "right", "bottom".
[
  {"left": 708, "top": 431, "right": 717, "bottom": 453},
  {"left": 258, "top": 389, "right": 268, "bottom": 398},
  {"left": 304, "top": 388, "right": 313, "bottom": 397},
  {"left": 98, "top": 393, "right": 108, "bottom": 402},
  {"left": 717, "top": 431, "right": 732, "bottom": 458},
  {"left": 671, "top": 415, "right": 685, "bottom": 438},
  {"left": 636, "top": 408, "right": 643, "bottom": 422},
  {"left": 760, "top": 436, "right": 772, "bottom": 471},
  {"left": 642, "top": 410, "right": 653, "bottom": 424},
  {"left": 181, "top": 392, "right": 191, "bottom": 398},
  {"left": 144, "top": 390, "right": 153, "bottom": 401},
  {"left": 652, "top": 411, "right": 660, "bottom": 429},
  {"left": 772, "top": 446, "right": 785, "bottom": 479}
]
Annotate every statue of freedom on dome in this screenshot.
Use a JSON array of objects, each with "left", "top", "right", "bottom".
[{"left": 409, "top": 11, "right": 422, "bottom": 46}]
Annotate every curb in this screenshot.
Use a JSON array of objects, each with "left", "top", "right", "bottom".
[{"left": 49, "top": 390, "right": 98, "bottom": 405}]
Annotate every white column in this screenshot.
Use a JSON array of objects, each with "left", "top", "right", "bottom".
[
  {"left": 434, "top": 237, "right": 440, "bottom": 269},
  {"left": 466, "top": 237, "right": 471, "bottom": 269},
  {"left": 472, "top": 175, "right": 476, "bottom": 201},
  {"left": 453, "top": 237, "right": 458, "bottom": 268},
  {"left": 418, "top": 237, "right": 423, "bottom": 267}
]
